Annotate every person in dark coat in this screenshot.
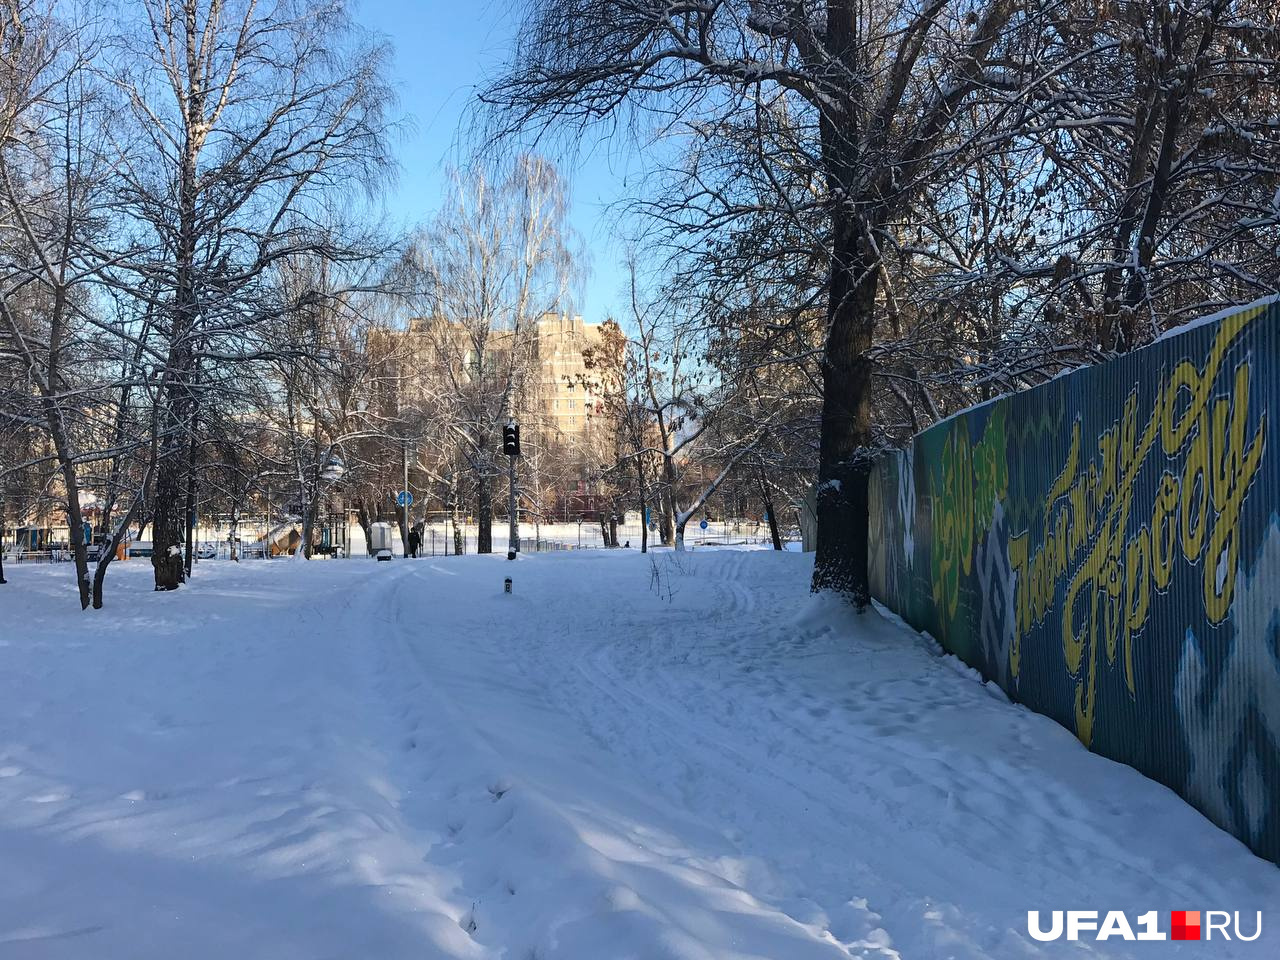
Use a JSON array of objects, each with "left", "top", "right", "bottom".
[{"left": 407, "top": 527, "right": 421, "bottom": 558}]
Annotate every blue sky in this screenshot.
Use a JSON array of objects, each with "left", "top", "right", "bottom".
[{"left": 356, "top": 0, "right": 646, "bottom": 325}]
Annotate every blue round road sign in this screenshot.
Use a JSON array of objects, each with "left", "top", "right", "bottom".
[
  {"left": 699, "top": 519, "right": 709, "bottom": 530},
  {"left": 396, "top": 490, "right": 413, "bottom": 507}
]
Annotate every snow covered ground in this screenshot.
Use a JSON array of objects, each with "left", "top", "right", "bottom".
[{"left": 0, "top": 550, "right": 1276, "bottom": 959}]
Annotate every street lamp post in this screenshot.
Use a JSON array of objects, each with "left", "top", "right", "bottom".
[{"left": 318, "top": 454, "right": 346, "bottom": 559}]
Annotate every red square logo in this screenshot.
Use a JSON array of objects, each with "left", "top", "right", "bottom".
[{"left": 1172, "top": 911, "right": 1201, "bottom": 940}]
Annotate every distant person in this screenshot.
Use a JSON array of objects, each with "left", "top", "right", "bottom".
[
  {"left": 623, "top": 540, "right": 631, "bottom": 548},
  {"left": 407, "top": 528, "right": 421, "bottom": 558}
]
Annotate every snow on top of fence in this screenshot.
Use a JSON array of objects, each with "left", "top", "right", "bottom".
[
  {"left": 913, "top": 295, "right": 1279, "bottom": 443},
  {"left": 1153, "top": 293, "right": 1279, "bottom": 344}
]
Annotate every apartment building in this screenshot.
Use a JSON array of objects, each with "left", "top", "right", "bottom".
[
  {"left": 393, "top": 311, "right": 607, "bottom": 450},
  {"left": 531, "top": 312, "right": 602, "bottom": 440}
]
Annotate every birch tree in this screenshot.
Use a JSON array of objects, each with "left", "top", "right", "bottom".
[
  {"left": 114, "top": 0, "right": 393, "bottom": 590},
  {"left": 409, "top": 156, "right": 577, "bottom": 554}
]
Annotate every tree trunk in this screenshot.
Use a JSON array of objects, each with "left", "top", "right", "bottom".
[
  {"left": 182, "top": 424, "right": 199, "bottom": 576},
  {"left": 758, "top": 468, "right": 783, "bottom": 550},
  {"left": 355, "top": 497, "right": 374, "bottom": 555},
  {"left": 59, "top": 461, "right": 91, "bottom": 610},
  {"left": 637, "top": 485, "right": 648, "bottom": 554},
  {"left": 229, "top": 502, "right": 240, "bottom": 562},
  {"left": 810, "top": 206, "right": 879, "bottom": 604},
  {"left": 92, "top": 472, "right": 151, "bottom": 609},
  {"left": 41, "top": 391, "right": 91, "bottom": 608},
  {"left": 92, "top": 547, "right": 116, "bottom": 609},
  {"left": 152, "top": 310, "right": 196, "bottom": 589},
  {"left": 658, "top": 451, "right": 679, "bottom": 545},
  {"left": 153, "top": 107, "right": 201, "bottom": 591},
  {"left": 477, "top": 468, "right": 492, "bottom": 554},
  {"left": 660, "top": 480, "right": 677, "bottom": 547},
  {"left": 449, "top": 477, "right": 463, "bottom": 555},
  {"left": 301, "top": 479, "right": 323, "bottom": 559},
  {"left": 151, "top": 425, "right": 189, "bottom": 590},
  {"left": 0, "top": 501, "right": 7, "bottom": 584},
  {"left": 766, "top": 508, "right": 783, "bottom": 551}
]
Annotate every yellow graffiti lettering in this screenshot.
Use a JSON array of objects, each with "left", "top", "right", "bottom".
[
  {"left": 1013, "top": 309, "right": 1265, "bottom": 747},
  {"left": 1203, "top": 364, "right": 1267, "bottom": 622},
  {"left": 1009, "top": 532, "right": 1028, "bottom": 677},
  {"left": 1150, "top": 472, "right": 1178, "bottom": 590},
  {"left": 1123, "top": 530, "right": 1148, "bottom": 693},
  {"left": 1180, "top": 418, "right": 1209, "bottom": 558}
]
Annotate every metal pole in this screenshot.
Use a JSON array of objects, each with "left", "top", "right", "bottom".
[
  {"left": 507, "top": 453, "right": 518, "bottom": 560},
  {"left": 402, "top": 439, "right": 409, "bottom": 558}
]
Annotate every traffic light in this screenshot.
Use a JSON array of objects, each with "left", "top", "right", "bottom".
[{"left": 502, "top": 422, "right": 520, "bottom": 457}]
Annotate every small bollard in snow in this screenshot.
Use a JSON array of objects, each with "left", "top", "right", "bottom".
[{"left": 504, "top": 577, "right": 512, "bottom": 594}]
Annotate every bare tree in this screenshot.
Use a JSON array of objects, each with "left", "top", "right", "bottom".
[
  {"left": 407, "top": 155, "right": 578, "bottom": 554},
  {"left": 484, "top": 0, "right": 1060, "bottom": 604},
  {"left": 113, "top": 0, "right": 394, "bottom": 590},
  {"left": 1022, "top": 0, "right": 1280, "bottom": 346},
  {"left": 266, "top": 244, "right": 393, "bottom": 559},
  {"left": 0, "top": 4, "right": 138, "bottom": 608},
  {"left": 581, "top": 317, "right": 658, "bottom": 550},
  {"left": 605, "top": 264, "right": 777, "bottom": 550}
]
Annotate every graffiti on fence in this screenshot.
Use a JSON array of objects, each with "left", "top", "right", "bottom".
[{"left": 869, "top": 297, "right": 1280, "bottom": 864}]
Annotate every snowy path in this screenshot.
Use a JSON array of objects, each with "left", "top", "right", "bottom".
[{"left": 0, "top": 551, "right": 1276, "bottom": 958}]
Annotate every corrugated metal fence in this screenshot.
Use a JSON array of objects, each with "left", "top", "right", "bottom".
[{"left": 868, "top": 297, "right": 1280, "bottom": 864}]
